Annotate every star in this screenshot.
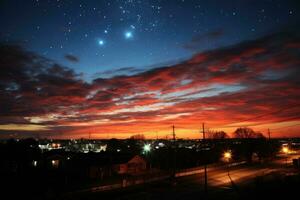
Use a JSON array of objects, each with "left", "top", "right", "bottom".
[
  {"left": 98, "top": 39, "right": 104, "bottom": 46},
  {"left": 125, "top": 31, "right": 133, "bottom": 39}
]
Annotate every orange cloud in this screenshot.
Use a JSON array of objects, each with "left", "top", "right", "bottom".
[{"left": 1, "top": 32, "right": 300, "bottom": 139}]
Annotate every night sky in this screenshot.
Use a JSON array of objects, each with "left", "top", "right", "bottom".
[{"left": 0, "top": 0, "right": 300, "bottom": 139}]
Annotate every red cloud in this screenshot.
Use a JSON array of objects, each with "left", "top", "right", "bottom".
[{"left": 1, "top": 32, "right": 300, "bottom": 138}]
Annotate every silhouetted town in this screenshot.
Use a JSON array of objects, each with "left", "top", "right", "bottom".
[{"left": 1, "top": 128, "right": 300, "bottom": 199}]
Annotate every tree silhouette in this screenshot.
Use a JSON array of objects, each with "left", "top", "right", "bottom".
[
  {"left": 207, "top": 130, "right": 229, "bottom": 139},
  {"left": 233, "top": 127, "right": 265, "bottom": 139}
]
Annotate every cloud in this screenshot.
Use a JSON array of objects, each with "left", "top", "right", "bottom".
[
  {"left": 0, "top": 31, "right": 300, "bottom": 138},
  {"left": 183, "top": 29, "right": 224, "bottom": 50},
  {"left": 65, "top": 54, "right": 79, "bottom": 62},
  {"left": 191, "top": 29, "right": 224, "bottom": 42},
  {"left": 0, "top": 43, "right": 89, "bottom": 122},
  {"left": 94, "top": 67, "right": 145, "bottom": 78}
]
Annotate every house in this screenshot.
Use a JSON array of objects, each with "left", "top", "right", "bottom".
[
  {"left": 113, "top": 155, "right": 147, "bottom": 175},
  {"left": 42, "top": 149, "right": 73, "bottom": 169},
  {"left": 64, "top": 153, "right": 148, "bottom": 179},
  {"left": 85, "top": 153, "right": 112, "bottom": 179}
]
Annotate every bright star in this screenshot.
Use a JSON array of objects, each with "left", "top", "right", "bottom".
[
  {"left": 98, "top": 39, "right": 104, "bottom": 46},
  {"left": 104, "top": 30, "right": 108, "bottom": 34},
  {"left": 125, "top": 31, "right": 133, "bottom": 39}
]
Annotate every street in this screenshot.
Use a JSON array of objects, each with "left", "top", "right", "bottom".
[{"left": 65, "top": 152, "right": 300, "bottom": 200}]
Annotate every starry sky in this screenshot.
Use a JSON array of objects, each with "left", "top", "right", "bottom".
[{"left": 0, "top": 0, "right": 300, "bottom": 139}]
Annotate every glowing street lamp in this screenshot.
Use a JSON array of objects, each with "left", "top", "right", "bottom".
[
  {"left": 282, "top": 146, "right": 289, "bottom": 154},
  {"left": 223, "top": 151, "right": 232, "bottom": 176},
  {"left": 282, "top": 146, "right": 290, "bottom": 166},
  {"left": 224, "top": 151, "right": 232, "bottom": 160},
  {"left": 143, "top": 144, "right": 151, "bottom": 153}
]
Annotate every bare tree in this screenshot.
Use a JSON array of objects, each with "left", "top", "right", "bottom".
[
  {"left": 233, "top": 127, "right": 265, "bottom": 139},
  {"left": 207, "top": 130, "right": 229, "bottom": 139}
]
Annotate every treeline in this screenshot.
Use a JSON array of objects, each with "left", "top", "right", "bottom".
[{"left": 146, "top": 127, "right": 280, "bottom": 170}]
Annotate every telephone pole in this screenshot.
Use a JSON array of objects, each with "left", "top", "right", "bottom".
[
  {"left": 172, "top": 125, "right": 177, "bottom": 182},
  {"left": 202, "top": 123, "right": 206, "bottom": 140},
  {"left": 172, "top": 125, "right": 176, "bottom": 141},
  {"left": 202, "top": 123, "right": 208, "bottom": 197},
  {"left": 268, "top": 128, "right": 271, "bottom": 140}
]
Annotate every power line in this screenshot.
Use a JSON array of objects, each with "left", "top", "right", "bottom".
[
  {"left": 230, "top": 106, "right": 296, "bottom": 124},
  {"left": 210, "top": 103, "right": 300, "bottom": 129},
  {"left": 212, "top": 116, "right": 300, "bottom": 129},
  {"left": 270, "top": 123, "right": 300, "bottom": 130}
]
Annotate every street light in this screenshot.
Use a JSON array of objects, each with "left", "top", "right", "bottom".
[
  {"left": 282, "top": 146, "right": 289, "bottom": 154},
  {"left": 143, "top": 144, "right": 151, "bottom": 154},
  {"left": 282, "top": 146, "right": 289, "bottom": 166},
  {"left": 223, "top": 151, "right": 232, "bottom": 176},
  {"left": 224, "top": 151, "right": 232, "bottom": 160}
]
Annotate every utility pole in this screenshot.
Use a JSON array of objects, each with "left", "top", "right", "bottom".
[
  {"left": 202, "top": 123, "right": 208, "bottom": 197},
  {"left": 172, "top": 125, "right": 176, "bottom": 141},
  {"left": 268, "top": 128, "right": 271, "bottom": 140},
  {"left": 202, "top": 123, "right": 205, "bottom": 140},
  {"left": 172, "top": 125, "right": 177, "bottom": 182}
]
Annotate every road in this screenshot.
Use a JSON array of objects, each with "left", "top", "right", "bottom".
[{"left": 64, "top": 152, "right": 300, "bottom": 200}]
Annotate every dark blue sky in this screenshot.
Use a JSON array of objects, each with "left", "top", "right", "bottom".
[{"left": 0, "top": 0, "right": 298, "bottom": 81}]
